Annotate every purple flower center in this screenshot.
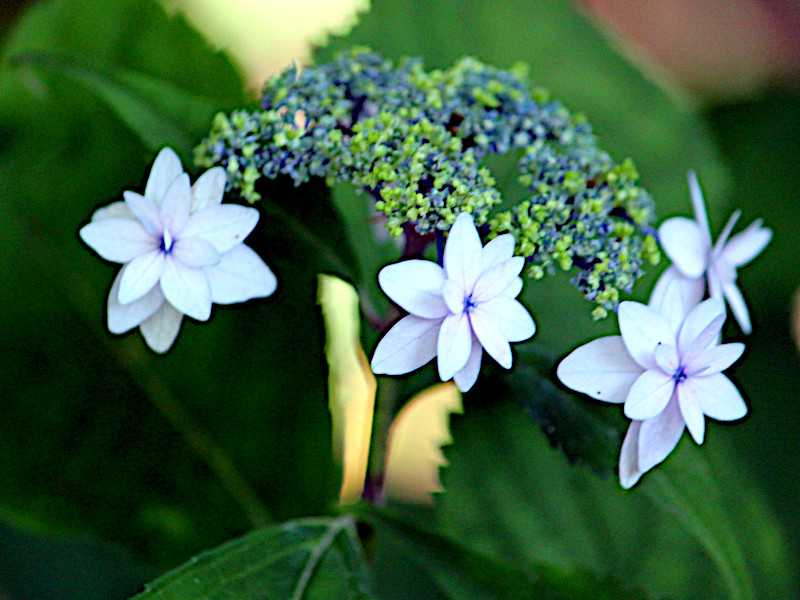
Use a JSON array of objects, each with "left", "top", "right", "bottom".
[
  {"left": 160, "top": 230, "right": 174, "bottom": 253},
  {"left": 673, "top": 366, "right": 687, "bottom": 384},
  {"left": 464, "top": 295, "right": 477, "bottom": 313}
]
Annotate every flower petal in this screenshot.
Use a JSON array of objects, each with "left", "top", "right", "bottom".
[
  {"left": 678, "top": 297, "right": 725, "bottom": 357},
  {"left": 719, "top": 219, "right": 772, "bottom": 267},
  {"left": 658, "top": 217, "right": 708, "bottom": 279},
  {"left": 677, "top": 380, "right": 706, "bottom": 444},
  {"left": 437, "top": 312, "right": 473, "bottom": 381},
  {"left": 683, "top": 373, "right": 747, "bottom": 422},
  {"left": 481, "top": 233, "right": 515, "bottom": 271},
  {"left": 91, "top": 201, "right": 134, "bottom": 221},
  {"left": 172, "top": 237, "right": 221, "bottom": 268},
  {"left": 503, "top": 276, "right": 523, "bottom": 299},
  {"left": 442, "top": 278, "right": 465, "bottom": 314},
  {"left": 653, "top": 343, "right": 679, "bottom": 374},
  {"left": 107, "top": 268, "right": 165, "bottom": 333},
  {"left": 160, "top": 258, "right": 211, "bottom": 321},
  {"left": 712, "top": 210, "right": 741, "bottom": 256},
  {"left": 191, "top": 166, "right": 226, "bottom": 212},
  {"left": 472, "top": 296, "right": 534, "bottom": 343},
  {"left": 686, "top": 342, "right": 744, "bottom": 377},
  {"left": 124, "top": 191, "right": 161, "bottom": 235},
  {"left": 453, "top": 336, "right": 483, "bottom": 392},
  {"left": 145, "top": 147, "right": 183, "bottom": 204},
  {"left": 140, "top": 302, "right": 184, "bottom": 353},
  {"left": 649, "top": 266, "right": 704, "bottom": 334},
  {"left": 443, "top": 212, "right": 482, "bottom": 292},
  {"left": 159, "top": 173, "right": 192, "bottom": 236},
  {"left": 687, "top": 170, "right": 712, "bottom": 247},
  {"left": 118, "top": 250, "right": 165, "bottom": 304},
  {"left": 619, "top": 421, "right": 643, "bottom": 489},
  {"left": 624, "top": 369, "right": 675, "bottom": 420},
  {"left": 618, "top": 301, "right": 674, "bottom": 369},
  {"left": 371, "top": 315, "right": 442, "bottom": 375},
  {"left": 79, "top": 218, "right": 157, "bottom": 263},
  {"left": 378, "top": 260, "right": 448, "bottom": 318},
  {"left": 722, "top": 281, "right": 752, "bottom": 334},
  {"left": 472, "top": 256, "right": 524, "bottom": 304},
  {"left": 206, "top": 245, "right": 277, "bottom": 304},
  {"left": 638, "top": 398, "right": 685, "bottom": 474},
  {"left": 556, "top": 336, "right": 642, "bottom": 403},
  {"left": 180, "top": 204, "right": 260, "bottom": 254},
  {"left": 468, "top": 308, "right": 512, "bottom": 369}
]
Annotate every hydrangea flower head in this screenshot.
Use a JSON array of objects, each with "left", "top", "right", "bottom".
[
  {"left": 371, "top": 212, "right": 535, "bottom": 392},
  {"left": 557, "top": 280, "right": 747, "bottom": 487},
  {"left": 80, "top": 147, "right": 277, "bottom": 353},
  {"left": 656, "top": 171, "right": 772, "bottom": 333}
]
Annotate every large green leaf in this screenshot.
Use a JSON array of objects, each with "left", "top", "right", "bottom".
[
  {"left": 0, "top": 0, "right": 337, "bottom": 569},
  {"left": 132, "top": 516, "right": 377, "bottom": 599},
  {"left": 428, "top": 395, "right": 792, "bottom": 599}
]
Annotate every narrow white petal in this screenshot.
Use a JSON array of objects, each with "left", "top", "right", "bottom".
[
  {"left": 618, "top": 301, "right": 674, "bottom": 369},
  {"left": 653, "top": 343, "right": 679, "bottom": 374},
  {"left": 503, "top": 276, "right": 523, "bottom": 299},
  {"left": 160, "top": 258, "right": 212, "bottom": 321},
  {"left": 556, "top": 336, "right": 642, "bottom": 403},
  {"left": 371, "top": 315, "right": 442, "bottom": 375},
  {"left": 172, "top": 237, "right": 221, "bottom": 268},
  {"left": 91, "top": 201, "right": 134, "bottom": 221},
  {"left": 191, "top": 166, "right": 226, "bottom": 212},
  {"left": 118, "top": 250, "right": 165, "bottom": 304},
  {"left": 624, "top": 369, "right": 675, "bottom": 420},
  {"left": 453, "top": 337, "right": 483, "bottom": 392},
  {"left": 619, "top": 421, "right": 642, "bottom": 489},
  {"left": 181, "top": 205, "right": 260, "bottom": 254},
  {"left": 712, "top": 210, "right": 741, "bottom": 256},
  {"left": 677, "top": 382, "right": 706, "bottom": 444},
  {"left": 687, "top": 171, "right": 712, "bottom": 247},
  {"left": 206, "top": 245, "right": 277, "bottom": 304},
  {"left": 649, "top": 267, "right": 704, "bottom": 334},
  {"left": 107, "top": 269, "right": 165, "bottom": 333},
  {"left": 442, "top": 278, "right": 465, "bottom": 314},
  {"left": 677, "top": 298, "right": 725, "bottom": 357},
  {"left": 159, "top": 174, "right": 192, "bottom": 236},
  {"left": 124, "top": 191, "right": 161, "bottom": 235},
  {"left": 684, "top": 373, "right": 747, "bottom": 422},
  {"left": 722, "top": 281, "right": 752, "bottom": 334},
  {"left": 443, "top": 212, "right": 483, "bottom": 292},
  {"left": 472, "top": 296, "right": 534, "bottom": 342},
  {"left": 658, "top": 217, "right": 708, "bottom": 279},
  {"left": 707, "top": 267, "right": 724, "bottom": 301},
  {"left": 437, "top": 312, "right": 473, "bottom": 382},
  {"left": 720, "top": 220, "right": 772, "bottom": 267},
  {"left": 79, "top": 219, "right": 157, "bottom": 263},
  {"left": 140, "top": 302, "right": 184, "bottom": 353},
  {"left": 378, "top": 260, "right": 448, "bottom": 318},
  {"left": 472, "top": 256, "right": 524, "bottom": 304},
  {"left": 145, "top": 147, "right": 183, "bottom": 204},
  {"left": 685, "top": 342, "right": 744, "bottom": 377},
  {"left": 469, "top": 309, "right": 512, "bottom": 369},
  {"left": 481, "top": 234, "right": 515, "bottom": 271},
  {"left": 638, "top": 398, "right": 685, "bottom": 474}
]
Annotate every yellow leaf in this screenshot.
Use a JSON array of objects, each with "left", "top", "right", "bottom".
[
  {"left": 383, "top": 382, "right": 463, "bottom": 505},
  {"left": 317, "top": 275, "right": 376, "bottom": 505}
]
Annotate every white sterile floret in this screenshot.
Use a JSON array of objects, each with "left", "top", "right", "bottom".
[
  {"left": 655, "top": 171, "right": 772, "bottom": 334},
  {"left": 557, "top": 280, "right": 747, "bottom": 488},
  {"left": 371, "top": 212, "right": 535, "bottom": 392},
  {"left": 80, "top": 147, "right": 277, "bottom": 353}
]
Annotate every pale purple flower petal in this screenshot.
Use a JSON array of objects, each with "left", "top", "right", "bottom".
[
  {"left": 453, "top": 337, "right": 483, "bottom": 392},
  {"left": 371, "top": 315, "right": 442, "bottom": 375},
  {"left": 720, "top": 219, "right": 772, "bottom": 267},
  {"left": 503, "top": 276, "right": 523, "bottom": 298},
  {"left": 172, "top": 237, "right": 220, "bottom": 268},
  {"left": 480, "top": 234, "right": 515, "bottom": 271},
  {"left": 618, "top": 301, "right": 673, "bottom": 369},
  {"left": 118, "top": 250, "right": 165, "bottom": 304},
  {"left": 649, "top": 266, "right": 703, "bottom": 333},
  {"left": 442, "top": 278, "right": 465, "bottom": 314},
  {"left": 677, "top": 381, "right": 706, "bottom": 444},
  {"left": 180, "top": 205, "right": 260, "bottom": 254},
  {"left": 472, "top": 296, "right": 534, "bottom": 343},
  {"left": 206, "top": 245, "right": 277, "bottom": 304},
  {"left": 712, "top": 210, "right": 741, "bottom": 255},
  {"left": 722, "top": 280, "right": 752, "bottom": 334},
  {"left": 107, "top": 269, "right": 164, "bottom": 333},
  {"left": 123, "top": 191, "right": 161, "bottom": 235},
  {"left": 557, "top": 336, "right": 642, "bottom": 403},
  {"left": 471, "top": 256, "right": 524, "bottom": 304},
  {"left": 91, "top": 201, "right": 134, "bottom": 221},
  {"left": 378, "top": 260, "right": 448, "bottom": 318},
  {"left": 619, "top": 421, "right": 643, "bottom": 489},
  {"left": 191, "top": 166, "right": 226, "bottom": 212},
  {"left": 677, "top": 298, "right": 725, "bottom": 356},
  {"left": 468, "top": 309, "right": 512, "bottom": 369},
  {"left": 443, "top": 212, "right": 482, "bottom": 291},
  {"left": 685, "top": 342, "right": 744, "bottom": 377},
  {"left": 637, "top": 398, "right": 685, "bottom": 474},
  {"left": 79, "top": 219, "right": 157, "bottom": 263},
  {"left": 159, "top": 174, "right": 192, "bottom": 236},
  {"left": 653, "top": 343, "right": 679, "bottom": 374},
  {"left": 659, "top": 216, "right": 708, "bottom": 278},
  {"left": 683, "top": 373, "right": 747, "bottom": 422},
  {"left": 140, "top": 302, "right": 184, "bottom": 354},
  {"left": 687, "top": 170, "right": 712, "bottom": 246},
  {"left": 437, "top": 312, "right": 473, "bottom": 381},
  {"left": 624, "top": 369, "right": 675, "bottom": 420},
  {"left": 160, "top": 258, "right": 211, "bottom": 321},
  {"left": 144, "top": 147, "right": 183, "bottom": 205}
]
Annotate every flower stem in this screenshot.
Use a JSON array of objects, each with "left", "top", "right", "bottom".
[{"left": 362, "top": 377, "right": 401, "bottom": 504}]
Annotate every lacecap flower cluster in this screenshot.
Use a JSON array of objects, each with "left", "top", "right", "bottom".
[{"left": 195, "top": 48, "right": 660, "bottom": 317}]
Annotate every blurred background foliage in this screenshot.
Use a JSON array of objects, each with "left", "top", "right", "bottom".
[{"left": 0, "top": 0, "right": 798, "bottom": 598}]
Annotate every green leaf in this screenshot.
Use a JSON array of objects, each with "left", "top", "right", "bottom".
[
  {"left": 13, "top": 51, "right": 241, "bottom": 152},
  {"left": 430, "top": 395, "right": 790, "bottom": 599},
  {"left": 132, "top": 516, "right": 378, "bottom": 599},
  {"left": 365, "top": 506, "right": 651, "bottom": 600}
]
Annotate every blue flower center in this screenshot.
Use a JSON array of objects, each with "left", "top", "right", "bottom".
[
  {"left": 673, "top": 366, "right": 687, "bottom": 384},
  {"left": 160, "top": 230, "right": 174, "bottom": 253},
  {"left": 464, "top": 295, "right": 477, "bottom": 313}
]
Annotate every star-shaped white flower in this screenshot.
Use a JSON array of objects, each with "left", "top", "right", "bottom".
[
  {"left": 80, "top": 147, "right": 277, "bottom": 353},
  {"left": 656, "top": 171, "right": 772, "bottom": 334},
  {"left": 370, "top": 212, "right": 535, "bottom": 392},
  {"left": 557, "top": 280, "right": 747, "bottom": 488}
]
